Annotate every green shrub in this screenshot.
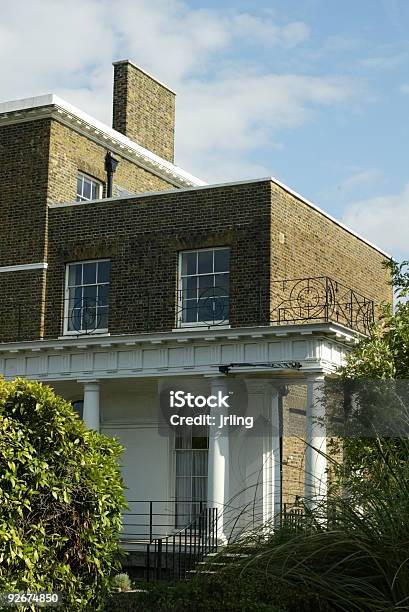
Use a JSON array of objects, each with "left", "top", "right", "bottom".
[
  {"left": 111, "top": 572, "right": 132, "bottom": 591},
  {"left": 0, "top": 378, "right": 126, "bottom": 611}
]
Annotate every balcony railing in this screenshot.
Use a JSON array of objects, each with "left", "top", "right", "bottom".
[
  {"left": 270, "top": 276, "right": 375, "bottom": 335},
  {"left": 0, "top": 277, "right": 375, "bottom": 342}
]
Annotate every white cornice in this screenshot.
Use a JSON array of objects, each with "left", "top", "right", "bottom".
[
  {"left": 0, "top": 324, "right": 349, "bottom": 381},
  {"left": 0, "top": 322, "right": 357, "bottom": 353},
  {"left": 0, "top": 94, "right": 206, "bottom": 189},
  {"left": 0, "top": 262, "right": 48, "bottom": 273}
]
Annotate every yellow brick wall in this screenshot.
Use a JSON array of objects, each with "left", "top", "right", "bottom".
[
  {"left": 47, "top": 120, "right": 176, "bottom": 205},
  {"left": 270, "top": 181, "right": 392, "bottom": 321}
]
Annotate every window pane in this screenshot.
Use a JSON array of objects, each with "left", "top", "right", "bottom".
[
  {"left": 97, "top": 284, "right": 109, "bottom": 306},
  {"left": 83, "top": 178, "right": 91, "bottom": 200},
  {"left": 198, "top": 298, "right": 213, "bottom": 323},
  {"left": 192, "top": 477, "right": 207, "bottom": 500},
  {"left": 192, "top": 452, "right": 207, "bottom": 477},
  {"left": 183, "top": 299, "right": 198, "bottom": 323},
  {"left": 183, "top": 276, "right": 197, "bottom": 299},
  {"left": 192, "top": 436, "right": 208, "bottom": 450},
  {"left": 198, "top": 274, "right": 214, "bottom": 295},
  {"left": 216, "top": 273, "right": 229, "bottom": 293},
  {"left": 82, "top": 307, "right": 96, "bottom": 331},
  {"left": 198, "top": 250, "right": 213, "bottom": 274},
  {"left": 181, "top": 252, "right": 196, "bottom": 276},
  {"left": 69, "top": 286, "right": 82, "bottom": 306},
  {"left": 68, "top": 263, "right": 82, "bottom": 286},
  {"left": 97, "top": 260, "right": 110, "bottom": 283},
  {"left": 214, "top": 248, "right": 230, "bottom": 273},
  {"left": 83, "top": 262, "right": 96, "bottom": 285},
  {"left": 91, "top": 182, "right": 98, "bottom": 199},
  {"left": 214, "top": 296, "right": 229, "bottom": 321},
  {"left": 72, "top": 400, "right": 84, "bottom": 419},
  {"left": 68, "top": 308, "right": 81, "bottom": 332},
  {"left": 76, "top": 176, "right": 83, "bottom": 198},
  {"left": 97, "top": 306, "right": 108, "bottom": 330},
  {"left": 176, "top": 451, "right": 192, "bottom": 477},
  {"left": 83, "top": 284, "right": 97, "bottom": 303}
]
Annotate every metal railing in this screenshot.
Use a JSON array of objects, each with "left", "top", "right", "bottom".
[
  {"left": 121, "top": 499, "right": 206, "bottom": 542},
  {"left": 146, "top": 507, "right": 218, "bottom": 581},
  {"left": 270, "top": 276, "right": 374, "bottom": 335},
  {"left": 120, "top": 500, "right": 217, "bottom": 582},
  {"left": 0, "top": 276, "right": 375, "bottom": 343}
]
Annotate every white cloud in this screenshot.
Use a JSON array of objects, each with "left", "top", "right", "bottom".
[
  {"left": 0, "top": 0, "right": 356, "bottom": 183},
  {"left": 359, "top": 53, "right": 407, "bottom": 70},
  {"left": 341, "top": 169, "right": 381, "bottom": 191},
  {"left": 176, "top": 72, "right": 356, "bottom": 181},
  {"left": 342, "top": 183, "right": 409, "bottom": 257},
  {"left": 400, "top": 83, "right": 409, "bottom": 95},
  {"left": 231, "top": 15, "right": 310, "bottom": 48}
]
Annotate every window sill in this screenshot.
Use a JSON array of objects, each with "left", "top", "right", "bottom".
[
  {"left": 58, "top": 331, "right": 111, "bottom": 339},
  {"left": 172, "top": 324, "right": 231, "bottom": 332}
]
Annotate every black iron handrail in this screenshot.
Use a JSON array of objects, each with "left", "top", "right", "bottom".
[
  {"left": 119, "top": 500, "right": 217, "bottom": 582},
  {"left": 146, "top": 507, "right": 218, "bottom": 582},
  {"left": 121, "top": 499, "right": 206, "bottom": 543}
]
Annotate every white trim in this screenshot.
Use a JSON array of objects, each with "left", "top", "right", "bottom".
[
  {"left": 0, "top": 262, "right": 48, "bottom": 273},
  {"left": 0, "top": 94, "right": 205, "bottom": 188},
  {"left": 49, "top": 177, "right": 390, "bottom": 257},
  {"left": 64, "top": 259, "right": 110, "bottom": 335},
  {"left": 0, "top": 322, "right": 359, "bottom": 353},
  {"left": 177, "top": 247, "right": 230, "bottom": 328}
]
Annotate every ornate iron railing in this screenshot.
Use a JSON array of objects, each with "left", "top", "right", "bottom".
[
  {"left": 0, "top": 277, "right": 375, "bottom": 343},
  {"left": 270, "top": 276, "right": 374, "bottom": 335}
]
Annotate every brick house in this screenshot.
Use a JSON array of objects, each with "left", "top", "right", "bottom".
[{"left": 0, "top": 60, "right": 391, "bottom": 551}]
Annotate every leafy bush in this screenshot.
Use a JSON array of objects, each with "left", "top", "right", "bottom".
[
  {"left": 111, "top": 572, "right": 132, "bottom": 591},
  {"left": 0, "top": 378, "right": 126, "bottom": 611}
]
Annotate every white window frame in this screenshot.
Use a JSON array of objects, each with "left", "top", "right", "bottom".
[
  {"left": 76, "top": 172, "right": 103, "bottom": 202},
  {"left": 177, "top": 247, "right": 230, "bottom": 328},
  {"left": 63, "top": 259, "right": 110, "bottom": 336}
]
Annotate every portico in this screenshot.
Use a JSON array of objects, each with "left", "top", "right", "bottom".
[{"left": 0, "top": 321, "right": 353, "bottom": 543}]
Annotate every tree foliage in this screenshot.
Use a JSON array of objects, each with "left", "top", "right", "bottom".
[
  {"left": 0, "top": 378, "right": 126, "bottom": 611},
  {"left": 343, "top": 259, "right": 409, "bottom": 380}
]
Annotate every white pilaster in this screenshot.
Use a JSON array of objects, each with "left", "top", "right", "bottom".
[
  {"left": 270, "top": 386, "right": 281, "bottom": 526},
  {"left": 305, "top": 374, "right": 327, "bottom": 507},
  {"left": 207, "top": 376, "right": 229, "bottom": 540},
  {"left": 82, "top": 381, "right": 100, "bottom": 431}
]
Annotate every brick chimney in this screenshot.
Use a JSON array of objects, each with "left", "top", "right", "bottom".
[{"left": 112, "top": 60, "right": 176, "bottom": 162}]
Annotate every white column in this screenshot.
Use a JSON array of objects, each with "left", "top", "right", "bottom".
[
  {"left": 270, "top": 386, "right": 281, "bottom": 527},
  {"left": 207, "top": 376, "right": 229, "bottom": 540},
  {"left": 83, "top": 381, "right": 100, "bottom": 431},
  {"left": 305, "top": 374, "right": 327, "bottom": 508}
]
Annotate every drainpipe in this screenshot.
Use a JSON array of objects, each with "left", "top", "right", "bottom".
[{"left": 105, "top": 151, "right": 119, "bottom": 197}]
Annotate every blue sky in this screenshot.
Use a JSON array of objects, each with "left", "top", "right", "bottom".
[{"left": 1, "top": 0, "right": 408, "bottom": 258}]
